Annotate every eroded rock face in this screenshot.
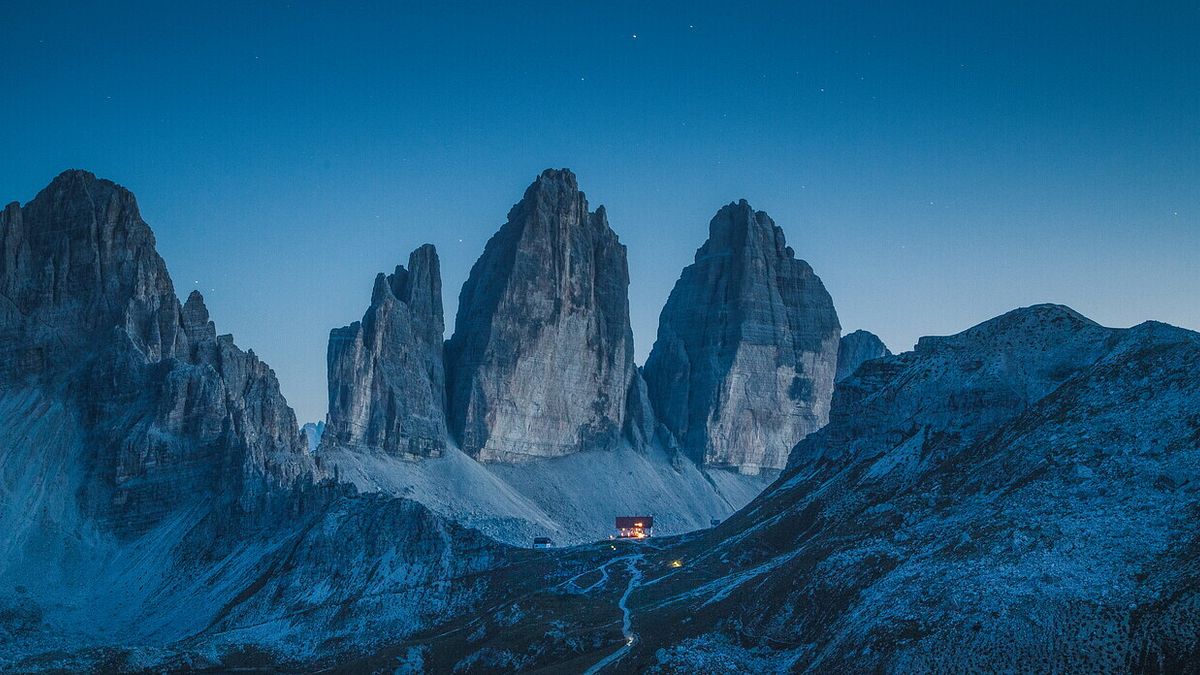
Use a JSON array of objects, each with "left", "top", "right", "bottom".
[
  {"left": 445, "top": 169, "right": 641, "bottom": 462},
  {"left": 835, "top": 329, "right": 892, "bottom": 382},
  {"left": 323, "top": 245, "right": 447, "bottom": 459},
  {"left": 788, "top": 304, "right": 1118, "bottom": 473},
  {"left": 0, "top": 172, "right": 508, "bottom": 669},
  {"left": 643, "top": 200, "right": 840, "bottom": 474},
  {"left": 391, "top": 306, "right": 1200, "bottom": 674},
  {"left": 662, "top": 306, "right": 1195, "bottom": 673},
  {"left": 0, "top": 171, "right": 180, "bottom": 373},
  {"left": 0, "top": 170, "right": 315, "bottom": 535}
]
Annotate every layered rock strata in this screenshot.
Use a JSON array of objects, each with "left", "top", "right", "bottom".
[
  {"left": 324, "top": 244, "right": 447, "bottom": 459},
  {"left": 643, "top": 200, "right": 840, "bottom": 474},
  {"left": 445, "top": 169, "right": 643, "bottom": 462},
  {"left": 0, "top": 170, "right": 315, "bottom": 535}
]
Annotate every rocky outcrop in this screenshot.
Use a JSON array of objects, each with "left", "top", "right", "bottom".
[
  {"left": 398, "top": 306, "right": 1200, "bottom": 673},
  {"left": 0, "top": 170, "right": 181, "bottom": 375},
  {"left": 445, "top": 169, "right": 642, "bottom": 462},
  {"left": 789, "top": 304, "right": 1117, "bottom": 472},
  {"left": 302, "top": 421, "right": 325, "bottom": 453},
  {"left": 323, "top": 245, "right": 447, "bottom": 459},
  {"left": 0, "top": 172, "right": 507, "bottom": 671},
  {"left": 835, "top": 329, "right": 892, "bottom": 382},
  {"left": 0, "top": 170, "right": 315, "bottom": 535},
  {"left": 649, "top": 305, "right": 1200, "bottom": 673},
  {"left": 6, "top": 171, "right": 1200, "bottom": 673},
  {"left": 642, "top": 200, "right": 840, "bottom": 474}
]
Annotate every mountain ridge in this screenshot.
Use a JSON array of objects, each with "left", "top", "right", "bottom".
[
  {"left": 380, "top": 304, "right": 1200, "bottom": 672},
  {"left": 3, "top": 170, "right": 1196, "bottom": 672}
]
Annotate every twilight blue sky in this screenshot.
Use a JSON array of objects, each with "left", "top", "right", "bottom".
[{"left": 3, "top": 2, "right": 1197, "bottom": 423}]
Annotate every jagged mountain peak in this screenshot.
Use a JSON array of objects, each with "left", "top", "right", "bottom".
[
  {"left": 48, "top": 167, "right": 102, "bottom": 184},
  {"left": 27, "top": 169, "right": 145, "bottom": 231},
  {"left": 700, "top": 200, "right": 804, "bottom": 262},
  {"left": 532, "top": 166, "right": 579, "bottom": 189},
  {"left": 446, "top": 169, "right": 643, "bottom": 461},
  {"left": 1, "top": 169, "right": 176, "bottom": 369},
  {"left": 836, "top": 329, "right": 892, "bottom": 382},
  {"left": 183, "top": 289, "right": 209, "bottom": 319},
  {"left": 706, "top": 198, "right": 768, "bottom": 234},
  {"left": 644, "top": 201, "right": 840, "bottom": 474},
  {"left": 1, "top": 172, "right": 317, "bottom": 532},
  {"left": 14, "top": 169, "right": 129, "bottom": 222},
  {"left": 366, "top": 244, "right": 439, "bottom": 310},
  {"left": 504, "top": 167, "right": 588, "bottom": 223},
  {"left": 180, "top": 290, "right": 216, "bottom": 346},
  {"left": 324, "top": 244, "right": 447, "bottom": 458},
  {"left": 40, "top": 167, "right": 116, "bottom": 194}
]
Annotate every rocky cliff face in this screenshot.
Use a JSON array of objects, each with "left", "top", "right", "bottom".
[
  {"left": 0, "top": 170, "right": 315, "bottom": 536},
  {"left": 0, "top": 170, "right": 180, "bottom": 375},
  {"left": 323, "top": 245, "right": 447, "bottom": 459},
  {"left": 5, "top": 171, "right": 1199, "bottom": 674},
  {"left": 0, "top": 172, "right": 513, "bottom": 671},
  {"left": 445, "top": 169, "right": 643, "bottom": 462},
  {"left": 301, "top": 421, "right": 325, "bottom": 453},
  {"left": 635, "top": 306, "right": 1200, "bottom": 672},
  {"left": 835, "top": 329, "right": 892, "bottom": 382},
  {"left": 393, "top": 305, "right": 1200, "bottom": 673},
  {"left": 643, "top": 201, "right": 840, "bottom": 474}
]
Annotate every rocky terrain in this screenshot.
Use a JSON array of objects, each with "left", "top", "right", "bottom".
[
  {"left": 378, "top": 305, "right": 1200, "bottom": 673},
  {"left": 0, "top": 173, "right": 511, "bottom": 670},
  {"left": 301, "top": 420, "right": 325, "bottom": 453},
  {"left": 313, "top": 170, "right": 767, "bottom": 544},
  {"left": 835, "top": 328, "right": 892, "bottom": 382},
  {"left": 323, "top": 244, "right": 448, "bottom": 459},
  {"left": 2, "top": 171, "right": 1197, "bottom": 673},
  {"left": 0, "top": 170, "right": 316, "bottom": 535},
  {"left": 643, "top": 200, "right": 841, "bottom": 474},
  {"left": 444, "top": 169, "right": 650, "bottom": 462}
]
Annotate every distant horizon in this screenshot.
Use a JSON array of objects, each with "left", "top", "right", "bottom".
[{"left": 5, "top": 3, "right": 1196, "bottom": 423}]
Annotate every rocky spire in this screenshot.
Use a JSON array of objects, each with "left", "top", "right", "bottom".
[
  {"left": 642, "top": 200, "right": 840, "bottom": 474},
  {"left": 323, "top": 244, "right": 448, "bottom": 458},
  {"left": 836, "top": 329, "right": 892, "bottom": 382},
  {"left": 445, "top": 169, "right": 645, "bottom": 461}
]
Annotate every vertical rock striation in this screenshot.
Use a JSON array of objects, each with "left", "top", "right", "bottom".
[
  {"left": 835, "top": 329, "right": 892, "bottom": 382},
  {"left": 0, "top": 170, "right": 316, "bottom": 535},
  {"left": 643, "top": 200, "right": 840, "bottom": 474},
  {"left": 323, "top": 244, "right": 447, "bottom": 458},
  {"left": 445, "top": 169, "right": 643, "bottom": 462}
]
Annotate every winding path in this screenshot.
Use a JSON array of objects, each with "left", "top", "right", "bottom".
[{"left": 583, "top": 554, "right": 643, "bottom": 675}]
